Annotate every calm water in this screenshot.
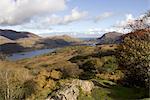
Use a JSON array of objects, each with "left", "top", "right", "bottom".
[
  {"left": 7, "top": 41, "right": 96, "bottom": 61},
  {"left": 7, "top": 48, "right": 56, "bottom": 61}
]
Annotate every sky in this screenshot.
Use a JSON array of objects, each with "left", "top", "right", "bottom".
[{"left": 0, "top": 0, "right": 149, "bottom": 37}]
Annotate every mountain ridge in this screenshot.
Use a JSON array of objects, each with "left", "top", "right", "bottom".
[{"left": 97, "top": 31, "right": 123, "bottom": 45}]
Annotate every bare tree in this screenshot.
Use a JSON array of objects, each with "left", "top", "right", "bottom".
[{"left": 0, "top": 67, "right": 32, "bottom": 100}]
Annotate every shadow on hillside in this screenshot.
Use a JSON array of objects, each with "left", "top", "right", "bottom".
[
  {"left": 0, "top": 43, "right": 29, "bottom": 54},
  {"left": 0, "top": 30, "right": 31, "bottom": 40},
  {"left": 34, "top": 38, "right": 72, "bottom": 48}
]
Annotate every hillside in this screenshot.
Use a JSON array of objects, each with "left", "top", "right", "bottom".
[
  {"left": 37, "top": 35, "right": 83, "bottom": 48},
  {"left": 97, "top": 32, "right": 123, "bottom": 45},
  {"left": 0, "top": 29, "right": 84, "bottom": 54},
  {"left": 0, "top": 36, "right": 14, "bottom": 45},
  {"left": 0, "top": 45, "right": 148, "bottom": 100},
  {"left": 0, "top": 29, "right": 42, "bottom": 53},
  {"left": 0, "top": 29, "right": 40, "bottom": 40},
  {"left": 48, "top": 35, "right": 82, "bottom": 42}
]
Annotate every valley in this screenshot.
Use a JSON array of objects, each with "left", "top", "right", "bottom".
[{"left": 0, "top": 3, "right": 149, "bottom": 99}]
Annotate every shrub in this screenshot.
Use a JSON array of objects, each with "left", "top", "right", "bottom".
[
  {"left": 60, "top": 64, "right": 82, "bottom": 78},
  {"left": 29, "top": 70, "right": 57, "bottom": 99},
  {"left": 116, "top": 11, "right": 150, "bottom": 88},
  {"left": 117, "top": 30, "right": 150, "bottom": 88},
  {"left": 98, "top": 56, "right": 118, "bottom": 73},
  {"left": 50, "top": 70, "right": 62, "bottom": 80},
  {"left": 80, "top": 58, "right": 103, "bottom": 79},
  {"left": 0, "top": 67, "right": 33, "bottom": 100},
  {"left": 82, "top": 58, "right": 103, "bottom": 72},
  {"left": 52, "top": 61, "right": 82, "bottom": 78}
]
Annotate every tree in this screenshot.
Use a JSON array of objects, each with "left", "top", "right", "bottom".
[
  {"left": 0, "top": 67, "right": 33, "bottom": 100},
  {"left": 117, "top": 11, "right": 150, "bottom": 88},
  {"left": 125, "top": 10, "right": 150, "bottom": 31}
]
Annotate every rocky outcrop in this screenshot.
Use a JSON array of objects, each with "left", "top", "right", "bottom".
[
  {"left": 71, "top": 79, "right": 94, "bottom": 94},
  {"left": 46, "top": 79, "right": 94, "bottom": 100},
  {"left": 47, "top": 85, "right": 79, "bottom": 100}
]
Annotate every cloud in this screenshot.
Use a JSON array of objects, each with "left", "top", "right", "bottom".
[
  {"left": 115, "top": 13, "right": 150, "bottom": 31},
  {"left": 95, "top": 13, "right": 150, "bottom": 34},
  {"left": 3, "top": 8, "right": 88, "bottom": 30},
  {"left": 89, "top": 27, "right": 125, "bottom": 34},
  {"left": 116, "top": 14, "right": 135, "bottom": 27},
  {"left": 94, "top": 12, "right": 113, "bottom": 22},
  {"left": 63, "top": 8, "right": 88, "bottom": 24},
  {"left": 0, "top": 0, "right": 66, "bottom": 25},
  {"left": 42, "top": 8, "right": 88, "bottom": 25}
]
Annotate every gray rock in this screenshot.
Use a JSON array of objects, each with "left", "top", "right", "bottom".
[
  {"left": 46, "top": 79, "right": 94, "bottom": 100},
  {"left": 71, "top": 79, "right": 94, "bottom": 94},
  {"left": 46, "top": 85, "right": 79, "bottom": 100}
]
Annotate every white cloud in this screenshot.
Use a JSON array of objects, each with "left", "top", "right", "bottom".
[
  {"left": 92, "top": 13, "right": 150, "bottom": 34},
  {"left": 116, "top": 13, "right": 150, "bottom": 31},
  {"left": 2, "top": 8, "right": 88, "bottom": 30},
  {"left": 42, "top": 8, "right": 88, "bottom": 25},
  {"left": 94, "top": 12, "right": 113, "bottom": 22},
  {"left": 89, "top": 27, "right": 125, "bottom": 34},
  {"left": 116, "top": 14, "right": 135, "bottom": 27},
  {"left": 0, "top": 0, "right": 66, "bottom": 25},
  {"left": 63, "top": 8, "right": 88, "bottom": 24}
]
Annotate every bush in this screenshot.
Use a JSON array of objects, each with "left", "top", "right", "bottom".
[
  {"left": 29, "top": 69, "right": 57, "bottom": 99},
  {"left": 0, "top": 67, "right": 33, "bottom": 100},
  {"left": 50, "top": 70, "right": 62, "bottom": 80},
  {"left": 82, "top": 58, "right": 103, "bottom": 72},
  {"left": 98, "top": 56, "right": 118, "bottom": 73},
  {"left": 116, "top": 11, "right": 150, "bottom": 88},
  {"left": 60, "top": 64, "right": 82, "bottom": 78},
  {"left": 80, "top": 58, "right": 103, "bottom": 79},
  {"left": 117, "top": 30, "right": 150, "bottom": 87},
  {"left": 52, "top": 61, "right": 82, "bottom": 78}
]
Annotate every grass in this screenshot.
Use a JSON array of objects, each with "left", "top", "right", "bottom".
[
  {"left": 90, "top": 79, "right": 149, "bottom": 100},
  {"left": 1, "top": 45, "right": 149, "bottom": 100},
  {"left": 78, "top": 78, "right": 149, "bottom": 100},
  {"left": 110, "top": 86, "right": 148, "bottom": 100}
]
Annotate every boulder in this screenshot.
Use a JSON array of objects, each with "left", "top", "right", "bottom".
[
  {"left": 46, "top": 85, "right": 79, "bottom": 100},
  {"left": 46, "top": 79, "right": 94, "bottom": 100},
  {"left": 71, "top": 79, "right": 94, "bottom": 93}
]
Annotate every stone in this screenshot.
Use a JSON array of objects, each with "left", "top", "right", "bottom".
[{"left": 46, "top": 79, "right": 94, "bottom": 100}]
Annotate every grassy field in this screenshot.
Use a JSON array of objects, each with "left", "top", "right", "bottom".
[{"left": 0, "top": 44, "right": 149, "bottom": 100}]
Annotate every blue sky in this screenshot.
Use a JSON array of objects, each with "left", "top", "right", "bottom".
[{"left": 0, "top": 0, "right": 149, "bottom": 37}]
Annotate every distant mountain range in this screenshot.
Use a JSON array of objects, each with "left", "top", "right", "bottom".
[
  {"left": 2, "top": 29, "right": 143, "bottom": 54},
  {"left": 0, "top": 29, "right": 83, "bottom": 54}
]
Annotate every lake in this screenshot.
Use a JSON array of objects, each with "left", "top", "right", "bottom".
[
  {"left": 7, "top": 43, "right": 96, "bottom": 61},
  {"left": 7, "top": 48, "right": 56, "bottom": 61}
]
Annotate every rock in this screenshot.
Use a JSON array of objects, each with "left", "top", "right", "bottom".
[
  {"left": 46, "top": 85, "right": 79, "bottom": 100},
  {"left": 71, "top": 79, "right": 94, "bottom": 94},
  {"left": 46, "top": 79, "right": 94, "bottom": 100}
]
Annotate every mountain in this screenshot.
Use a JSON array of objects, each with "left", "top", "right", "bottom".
[
  {"left": 36, "top": 35, "right": 83, "bottom": 48},
  {"left": 0, "top": 29, "right": 84, "bottom": 54},
  {"left": 0, "top": 29, "right": 42, "bottom": 53},
  {"left": 48, "top": 35, "right": 82, "bottom": 43},
  {"left": 97, "top": 31, "right": 123, "bottom": 45},
  {"left": 0, "top": 29, "right": 40, "bottom": 40},
  {"left": 0, "top": 36, "right": 14, "bottom": 45}
]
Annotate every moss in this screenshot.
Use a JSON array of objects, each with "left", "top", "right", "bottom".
[{"left": 78, "top": 86, "right": 94, "bottom": 100}]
